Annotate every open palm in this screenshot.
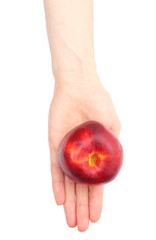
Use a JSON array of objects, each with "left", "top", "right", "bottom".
[{"left": 48, "top": 79, "right": 121, "bottom": 231}]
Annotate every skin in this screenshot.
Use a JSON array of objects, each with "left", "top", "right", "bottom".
[{"left": 44, "top": 0, "right": 121, "bottom": 232}]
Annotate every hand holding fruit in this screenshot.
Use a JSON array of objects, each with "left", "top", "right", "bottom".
[{"left": 48, "top": 79, "right": 121, "bottom": 231}]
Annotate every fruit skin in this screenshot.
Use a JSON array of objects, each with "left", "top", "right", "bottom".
[{"left": 58, "top": 121, "right": 123, "bottom": 184}]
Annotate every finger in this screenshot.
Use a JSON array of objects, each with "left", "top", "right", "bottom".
[
  {"left": 50, "top": 150, "right": 65, "bottom": 205},
  {"left": 107, "top": 118, "right": 121, "bottom": 137},
  {"left": 76, "top": 183, "right": 89, "bottom": 232},
  {"left": 110, "top": 124, "right": 121, "bottom": 138},
  {"left": 63, "top": 176, "right": 76, "bottom": 228},
  {"left": 89, "top": 184, "right": 104, "bottom": 222}
]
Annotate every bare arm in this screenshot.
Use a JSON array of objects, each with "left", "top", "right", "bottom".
[
  {"left": 43, "top": 0, "right": 121, "bottom": 232},
  {"left": 43, "top": 0, "right": 97, "bottom": 80}
]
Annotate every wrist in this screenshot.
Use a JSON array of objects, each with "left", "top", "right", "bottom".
[{"left": 52, "top": 60, "right": 99, "bottom": 84}]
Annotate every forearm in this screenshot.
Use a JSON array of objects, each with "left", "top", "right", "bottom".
[{"left": 43, "top": 0, "right": 98, "bottom": 81}]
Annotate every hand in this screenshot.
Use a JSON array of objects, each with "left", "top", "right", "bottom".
[{"left": 48, "top": 76, "right": 121, "bottom": 231}]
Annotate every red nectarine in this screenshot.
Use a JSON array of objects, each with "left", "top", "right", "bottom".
[{"left": 58, "top": 121, "right": 123, "bottom": 184}]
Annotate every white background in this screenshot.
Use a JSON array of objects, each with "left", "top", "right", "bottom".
[{"left": 0, "top": 0, "right": 156, "bottom": 239}]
